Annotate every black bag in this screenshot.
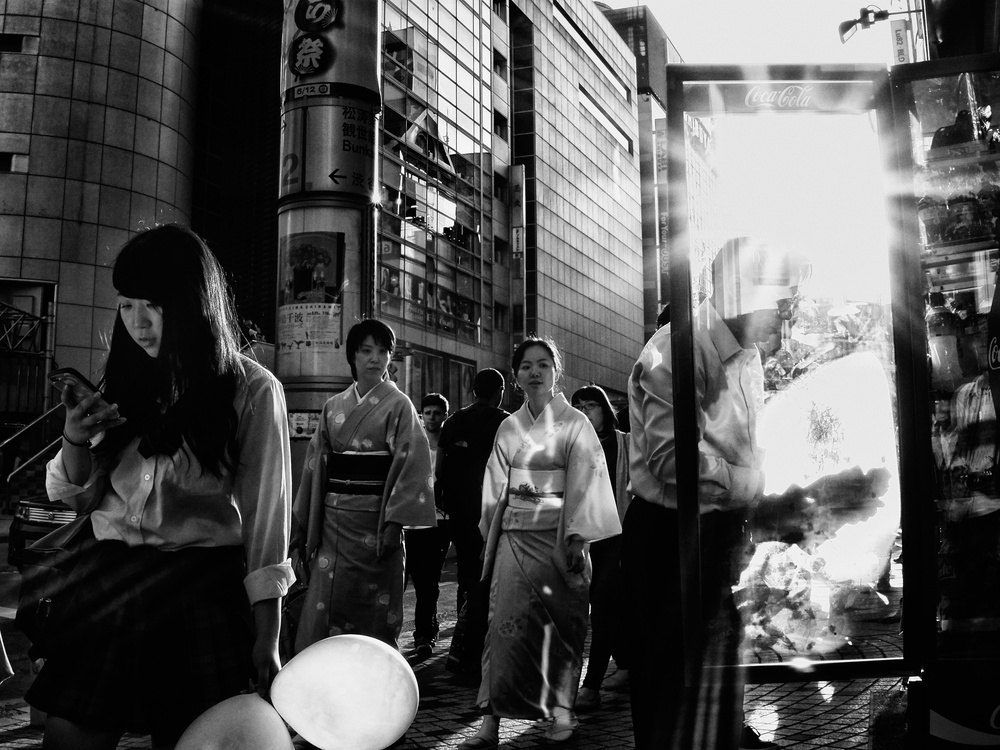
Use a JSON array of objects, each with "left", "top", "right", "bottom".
[{"left": 15, "top": 514, "right": 95, "bottom": 659}]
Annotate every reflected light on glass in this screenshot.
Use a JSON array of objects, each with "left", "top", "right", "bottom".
[{"left": 788, "top": 657, "right": 815, "bottom": 673}]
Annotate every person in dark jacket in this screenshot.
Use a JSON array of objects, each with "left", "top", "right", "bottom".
[{"left": 439, "top": 368, "right": 509, "bottom": 677}]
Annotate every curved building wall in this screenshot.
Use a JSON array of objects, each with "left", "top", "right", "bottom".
[{"left": 0, "top": 0, "right": 200, "bottom": 379}]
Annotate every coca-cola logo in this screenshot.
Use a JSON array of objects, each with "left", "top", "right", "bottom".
[
  {"left": 989, "top": 336, "right": 1000, "bottom": 371},
  {"left": 745, "top": 85, "right": 814, "bottom": 109}
]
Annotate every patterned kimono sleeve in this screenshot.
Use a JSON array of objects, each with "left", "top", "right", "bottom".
[
  {"left": 382, "top": 394, "right": 437, "bottom": 528},
  {"left": 562, "top": 415, "right": 622, "bottom": 543}
]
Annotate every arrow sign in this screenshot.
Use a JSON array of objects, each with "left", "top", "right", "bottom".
[{"left": 329, "top": 169, "right": 343, "bottom": 185}]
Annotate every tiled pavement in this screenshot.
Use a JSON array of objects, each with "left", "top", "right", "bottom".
[{"left": 0, "top": 556, "right": 906, "bottom": 749}]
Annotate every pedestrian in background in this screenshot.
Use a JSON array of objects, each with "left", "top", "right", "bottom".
[
  {"left": 29, "top": 224, "right": 294, "bottom": 749},
  {"left": 571, "top": 384, "right": 631, "bottom": 713},
  {"left": 459, "top": 337, "right": 621, "bottom": 749},
  {"left": 405, "top": 392, "right": 451, "bottom": 658},
  {"left": 440, "top": 368, "right": 509, "bottom": 679},
  {"left": 290, "top": 319, "right": 436, "bottom": 656}
]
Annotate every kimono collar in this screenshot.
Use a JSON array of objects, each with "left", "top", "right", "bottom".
[
  {"left": 518, "top": 391, "right": 572, "bottom": 426},
  {"left": 350, "top": 378, "right": 397, "bottom": 405}
]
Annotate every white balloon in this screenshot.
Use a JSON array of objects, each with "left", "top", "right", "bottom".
[
  {"left": 176, "top": 693, "right": 294, "bottom": 750},
  {"left": 271, "top": 634, "right": 419, "bottom": 750}
]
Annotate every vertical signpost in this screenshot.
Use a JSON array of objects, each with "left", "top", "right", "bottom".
[
  {"left": 277, "top": 0, "right": 381, "bottom": 482},
  {"left": 890, "top": 19, "right": 912, "bottom": 65},
  {"left": 509, "top": 164, "right": 527, "bottom": 340}
]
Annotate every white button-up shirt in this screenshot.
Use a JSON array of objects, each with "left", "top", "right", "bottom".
[
  {"left": 628, "top": 301, "right": 766, "bottom": 512},
  {"left": 46, "top": 358, "right": 295, "bottom": 604}
]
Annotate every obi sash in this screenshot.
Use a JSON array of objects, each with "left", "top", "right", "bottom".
[
  {"left": 507, "top": 468, "right": 566, "bottom": 510},
  {"left": 503, "top": 469, "right": 567, "bottom": 533},
  {"left": 326, "top": 450, "right": 392, "bottom": 496}
]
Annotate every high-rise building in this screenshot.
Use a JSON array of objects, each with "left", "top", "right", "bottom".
[
  {"left": 602, "top": 5, "right": 721, "bottom": 336},
  {"left": 0, "top": 0, "right": 644, "bottom": 456},
  {"left": 378, "top": 0, "right": 643, "bottom": 408},
  {"left": 600, "top": 4, "right": 683, "bottom": 338},
  {"left": 0, "top": 1, "right": 281, "bottom": 446}
]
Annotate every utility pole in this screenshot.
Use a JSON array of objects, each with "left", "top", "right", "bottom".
[{"left": 277, "top": 0, "right": 381, "bottom": 483}]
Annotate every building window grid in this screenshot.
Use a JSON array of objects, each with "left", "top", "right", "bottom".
[
  {"left": 0, "top": 153, "right": 28, "bottom": 173},
  {"left": 551, "top": 0, "right": 630, "bottom": 103},
  {"left": 493, "top": 48, "right": 508, "bottom": 77},
  {"left": 379, "top": 13, "right": 492, "bottom": 345}
]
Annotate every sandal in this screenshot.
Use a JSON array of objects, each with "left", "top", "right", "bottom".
[
  {"left": 456, "top": 735, "right": 500, "bottom": 750},
  {"left": 543, "top": 710, "right": 579, "bottom": 742}
]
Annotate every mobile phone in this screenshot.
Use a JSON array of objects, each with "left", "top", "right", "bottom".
[{"left": 48, "top": 367, "right": 101, "bottom": 404}]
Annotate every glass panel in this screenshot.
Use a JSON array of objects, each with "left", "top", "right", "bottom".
[
  {"left": 678, "top": 76, "right": 901, "bottom": 670},
  {"left": 903, "top": 68, "right": 1000, "bottom": 658},
  {"left": 450, "top": 360, "right": 476, "bottom": 412}
]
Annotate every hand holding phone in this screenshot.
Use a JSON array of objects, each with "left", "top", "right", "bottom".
[
  {"left": 48, "top": 367, "right": 103, "bottom": 406},
  {"left": 48, "top": 367, "right": 126, "bottom": 434}
]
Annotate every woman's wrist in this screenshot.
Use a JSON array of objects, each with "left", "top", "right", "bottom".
[{"left": 62, "top": 430, "right": 92, "bottom": 448}]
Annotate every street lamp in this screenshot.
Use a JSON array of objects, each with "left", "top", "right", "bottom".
[{"left": 838, "top": 5, "right": 920, "bottom": 43}]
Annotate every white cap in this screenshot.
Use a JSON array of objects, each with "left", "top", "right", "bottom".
[{"left": 711, "top": 237, "right": 812, "bottom": 318}]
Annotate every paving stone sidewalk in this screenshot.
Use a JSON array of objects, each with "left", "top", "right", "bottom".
[{"left": 0, "top": 556, "right": 905, "bottom": 748}]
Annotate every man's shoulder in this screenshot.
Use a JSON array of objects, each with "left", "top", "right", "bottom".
[{"left": 442, "top": 403, "right": 507, "bottom": 438}]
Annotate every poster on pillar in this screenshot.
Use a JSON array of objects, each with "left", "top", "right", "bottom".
[{"left": 277, "top": 231, "right": 345, "bottom": 377}]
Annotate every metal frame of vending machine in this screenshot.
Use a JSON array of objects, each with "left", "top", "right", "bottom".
[
  {"left": 887, "top": 51, "right": 1000, "bottom": 748},
  {"left": 664, "top": 62, "right": 925, "bottom": 745}
]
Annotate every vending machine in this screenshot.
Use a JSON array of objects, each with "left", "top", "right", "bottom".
[{"left": 663, "top": 53, "right": 1000, "bottom": 748}]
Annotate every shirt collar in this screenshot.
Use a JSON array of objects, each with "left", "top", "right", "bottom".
[{"left": 697, "top": 300, "right": 744, "bottom": 363}]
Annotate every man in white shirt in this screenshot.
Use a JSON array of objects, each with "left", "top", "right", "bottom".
[{"left": 625, "top": 238, "right": 810, "bottom": 750}]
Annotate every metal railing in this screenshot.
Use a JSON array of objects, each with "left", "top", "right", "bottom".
[{"left": 2, "top": 403, "right": 62, "bottom": 485}]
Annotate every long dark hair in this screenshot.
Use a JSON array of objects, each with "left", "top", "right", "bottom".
[{"left": 96, "top": 224, "right": 242, "bottom": 476}]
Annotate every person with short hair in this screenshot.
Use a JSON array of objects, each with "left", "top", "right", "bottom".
[
  {"left": 439, "top": 368, "right": 509, "bottom": 676},
  {"left": 291, "top": 319, "right": 436, "bottom": 655},
  {"left": 404, "top": 391, "right": 451, "bottom": 657},
  {"left": 29, "top": 224, "right": 294, "bottom": 749},
  {"left": 460, "top": 337, "right": 621, "bottom": 749}
]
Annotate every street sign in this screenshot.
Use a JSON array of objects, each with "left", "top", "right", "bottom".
[
  {"left": 890, "top": 19, "right": 911, "bottom": 66},
  {"left": 280, "top": 101, "right": 378, "bottom": 200}
]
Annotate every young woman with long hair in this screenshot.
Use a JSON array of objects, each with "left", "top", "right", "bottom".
[{"left": 28, "top": 224, "right": 294, "bottom": 750}]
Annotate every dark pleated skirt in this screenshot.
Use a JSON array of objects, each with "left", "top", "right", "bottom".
[{"left": 27, "top": 539, "right": 254, "bottom": 741}]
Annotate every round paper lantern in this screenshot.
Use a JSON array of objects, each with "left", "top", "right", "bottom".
[
  {"left": 175, "top": 693, "right": 293, "bottom": 750},
  {"left": 271, "top": 634, "right": 419, "bottom": 750}
]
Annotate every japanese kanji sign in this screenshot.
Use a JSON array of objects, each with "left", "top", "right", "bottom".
[{"left": 280, "top": 102, "right": 378, "bottom": 200}]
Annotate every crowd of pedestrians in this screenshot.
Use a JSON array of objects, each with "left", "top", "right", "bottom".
[{"left": 32, "top": 223, "right": 834, "bottom": 750}]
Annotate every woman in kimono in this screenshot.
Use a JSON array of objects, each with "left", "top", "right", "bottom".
[
  {"left": 291, "top": 319, "right": 436, "bottom": 653},
  {"left": 459, "top": 337, "right": 622, "bottom": 749}
]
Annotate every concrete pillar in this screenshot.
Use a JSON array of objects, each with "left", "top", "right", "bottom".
[{"left": 276, "top": 1, "right": 380, "bottom": 484}]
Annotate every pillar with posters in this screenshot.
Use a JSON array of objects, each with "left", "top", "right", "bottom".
[{"left": 278, "top": 0, "right": 380, "bottom": 480}]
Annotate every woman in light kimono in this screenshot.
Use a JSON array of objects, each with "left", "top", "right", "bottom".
[
  {"left": 459, "top": 337, "right": 622, "bottom": 749},
  {"left": 291, "top": 319, "right": 436, "bottom": 653}
]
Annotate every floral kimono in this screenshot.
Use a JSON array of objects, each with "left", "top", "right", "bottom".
[
  {"left": 292, "top": 380, "right": 436, "bottom": 649},
  {"left": 478, "top": 392, "right": 621, "bottom": 718}
]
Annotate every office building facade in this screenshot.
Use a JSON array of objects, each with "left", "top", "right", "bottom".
[
  {"left": 378, "top": 0, "right": 643, "bottom": 407},
  {"left": 0, "top": 0, "right": 643, "bottom": 452}
]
